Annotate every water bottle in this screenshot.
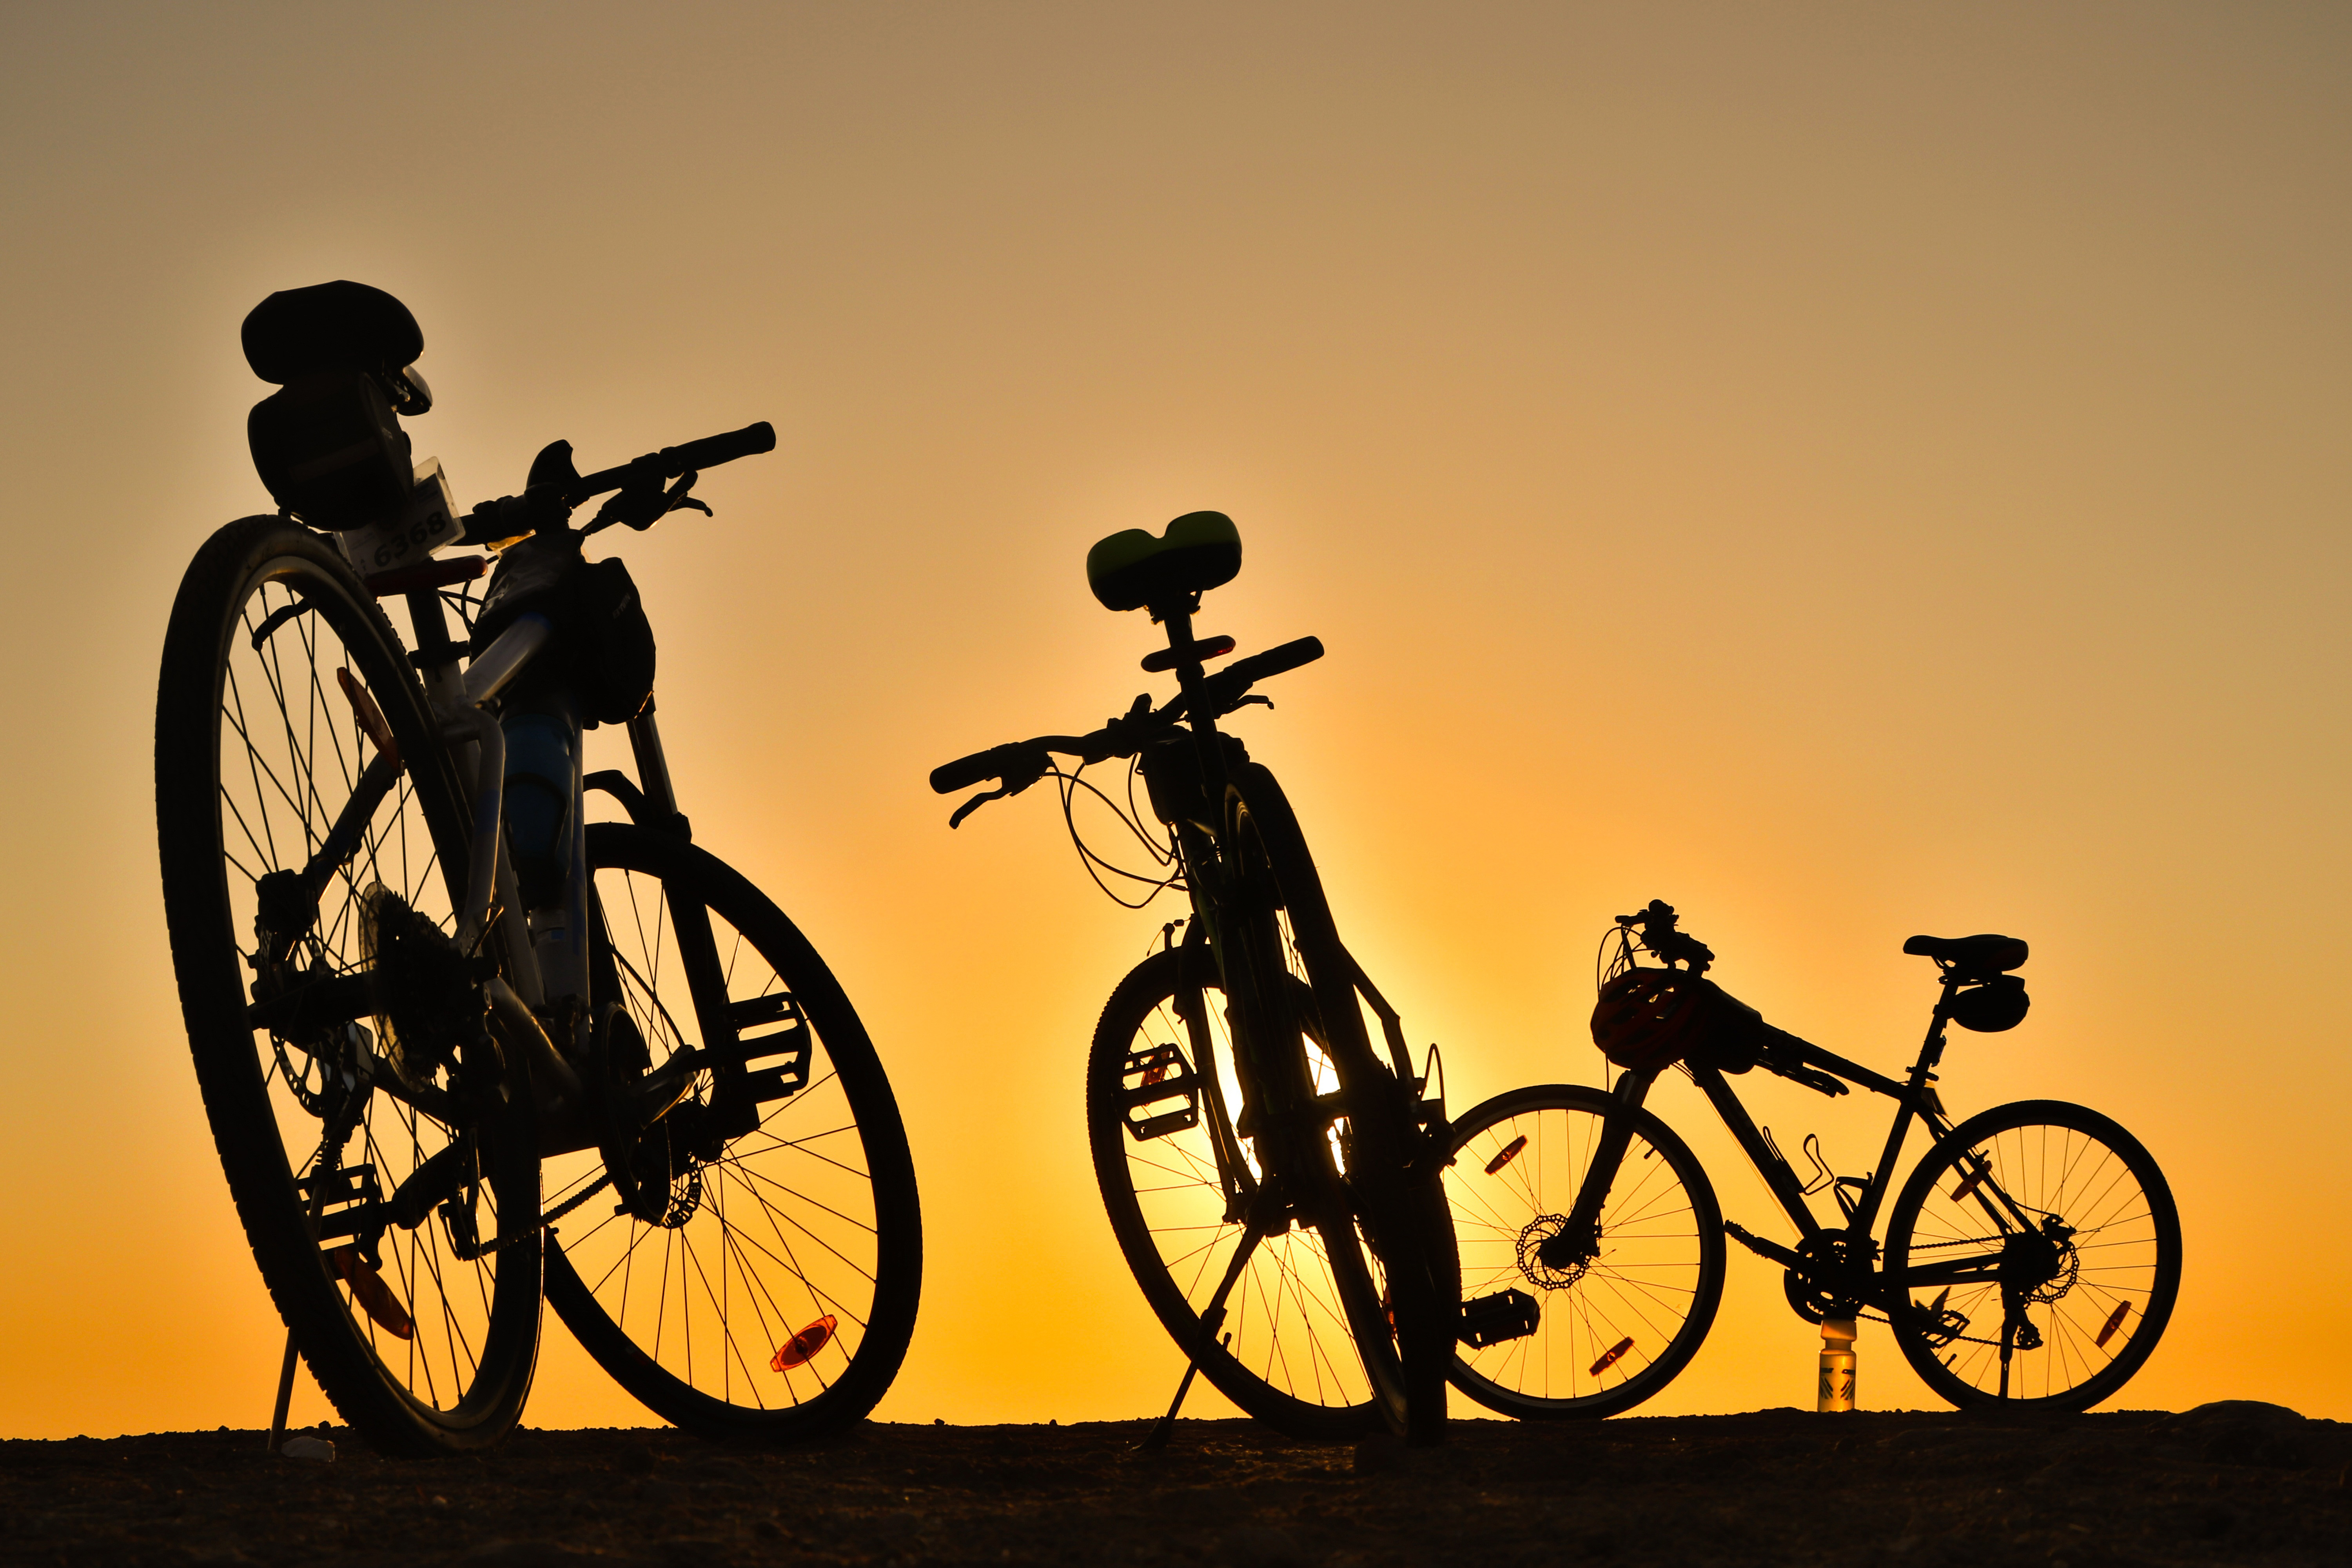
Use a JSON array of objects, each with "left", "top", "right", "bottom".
[{"left": 1818, "top": 1317, "right": 1857, "bottom": 1411}]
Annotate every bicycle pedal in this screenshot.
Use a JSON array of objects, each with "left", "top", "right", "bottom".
[
  {"left": 299, "top": 1163, "right": 386, "bottom": 1263},
  {"left": 1457, "top": 1287, "right": 1540, "bottom": 1348},
  {"left": 713, "top": 993, "right": 811, "bottom": 1104},
  {"left": 1119, "top": 1044, "right": 1200, "bottom": 1141}
]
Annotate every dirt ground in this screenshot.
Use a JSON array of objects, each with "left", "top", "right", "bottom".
[{"left": 2, "top": 1402, "right": 2344, "bottom": 1567}]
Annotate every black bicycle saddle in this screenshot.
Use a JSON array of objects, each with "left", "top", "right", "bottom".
[
  {"left": 1902, "top": 933, "right": 2029, "bottom": 979},
  {"left": 1085, "top": 510, "right": 1243, "bottom": 613},
  {"left": 242, "top": 280, "right": 424, "bottom": 384}
]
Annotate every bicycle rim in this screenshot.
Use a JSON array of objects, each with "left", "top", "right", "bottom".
[
  {"left": 156, "top": 517, "right": 540, "bottom": 1453},
  {"left": 1228, "top": 772, "right": 1454, "bottom": 1440},
  {"left": 1440, "top": 1084, "right": 1723, "bottom": 1419},
  {"left": 542, "top": 824, "right": 922, "bottom": 1441},
  {"left": 1886, "top": 1100, "right": 2179, "bottom": 1409}
]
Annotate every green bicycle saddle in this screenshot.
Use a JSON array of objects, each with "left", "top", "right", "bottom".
[{"left": 1085, "top": 511, "right": 1243, "bottom": 613}]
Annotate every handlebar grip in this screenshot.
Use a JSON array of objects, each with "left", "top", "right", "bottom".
[
  {"left": 662, "top": 421, "right": 776, "bottom": 474},
  {"left": 1224, "top": 635, "right": 1324, "bottom": 686},
  {"left": 931, "top": 742, "right": 1026, "bottom": 795}
]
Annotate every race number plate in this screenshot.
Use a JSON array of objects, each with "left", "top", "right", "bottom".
[{"left": 341, "top": 458, "right": 461, "bottom": 575}]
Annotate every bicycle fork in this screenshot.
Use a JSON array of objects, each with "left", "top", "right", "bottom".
[{"left": 1545, "top": 1069, "right": 1656, "bottom": 1272}]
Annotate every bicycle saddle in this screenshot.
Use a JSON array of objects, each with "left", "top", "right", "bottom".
[
  {"left": 1902, "top": 933, "right": 2028, "bottom": 979},
  {"left": 242, "top": 280, "right": 426, "bottom": 389},
  {"left": 1086, "top": 511, "right": 1243, "bottom": 613}
]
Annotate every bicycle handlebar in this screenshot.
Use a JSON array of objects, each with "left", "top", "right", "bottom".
[
  {"left": 929, "top": 740, "right": 1064, "bottom": 795},
  {"left": 1212, "top": 635, "right": 1322, "bottom": 692},
  {"left": 461, "top": 421, "right": 779, "bottom": 546},
  {"left": 566, "top": 421, "right": 777, "bottom": 503},
  {"left": 927, "top": 636, "right": 1327, "bottom": 799}
]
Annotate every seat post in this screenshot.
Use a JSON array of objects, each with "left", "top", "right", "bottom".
[{"left": 1156, "top": 603, "right": 1209, "bottom": 687}]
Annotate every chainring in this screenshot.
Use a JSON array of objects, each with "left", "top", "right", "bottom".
[{"left": 1782, "top": 1231, "right": 1872, "bottom": 1323}]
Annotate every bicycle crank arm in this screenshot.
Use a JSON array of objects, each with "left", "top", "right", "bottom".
[{"left": 1722, "top": 1219, "right": 1803, "bottom": 1270}]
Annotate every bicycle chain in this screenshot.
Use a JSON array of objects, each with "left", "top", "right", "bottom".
[
  {"left": 446, "top": 1172, "right": 614, "bottom": 1258},
  {"left": 1879, "top": 1233, "right": 2076, "bottom": 1350}
]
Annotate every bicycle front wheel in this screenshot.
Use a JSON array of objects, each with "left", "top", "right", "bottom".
[
  {"left": 541, "top": 823, "right": 922, "bottom": 1442},
  {"left": 1088, "top": 947, "right": 1391, "bottom": 1439},
  {"left": 1884, "top": 1100, "right": 2180, "bottom": 1409},
  {"left": 1440, "top": 1084, "right": 1724, "bottom": 1418},
  {"left": 155, "top": 517, "right": 541, "bottom": 1454}
]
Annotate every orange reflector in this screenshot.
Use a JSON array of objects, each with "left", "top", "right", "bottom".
[
  {"left": 1589, "top": 1336, "right": 1634, "bottom": 1376},
  {"left": 2094, "top": 1301, "right": 2131, "bottom": 1350},
  {"left": 335, "top": 668, "right": 403, "bottom": 769},
  {"left": 1949, "top": 1165, "right": 1988, "bottom": 1203},
  {"left": 771, "top": 1314, "right": 838, "bottom": 1371},
  {"left": 1142, "top": 1063, "right": 1168, "bottom": 1086},
  {"left": 325, "top": 1245, "right": 414, "bottom": 1340},
  {"left": 1485, "top": 1135, "right": 1528, "bottom": 1176}
]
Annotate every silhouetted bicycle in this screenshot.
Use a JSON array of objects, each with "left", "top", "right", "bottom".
[
  {"left": 930, "top": 512, "right": 1459, "bottom": 1443},
  {"left": 156, "top": 282, "right": 921, "bottom": 1453},
  {"left": 1442, "top": 900, "right": 2179, "bottom": 1415}
]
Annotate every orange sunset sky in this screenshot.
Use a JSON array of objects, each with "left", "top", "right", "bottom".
[{"left": 1, "top": 3, "right": 2345, "bottom": 1437}]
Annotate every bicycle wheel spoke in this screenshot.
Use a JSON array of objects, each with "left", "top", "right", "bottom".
[{"left": 542, "top": 831, "right": 909, "bottom": 1436}]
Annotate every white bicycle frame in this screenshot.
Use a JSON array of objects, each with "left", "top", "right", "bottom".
[{"left": 390, "top": 583, "right": 685, "bottom": 1122}]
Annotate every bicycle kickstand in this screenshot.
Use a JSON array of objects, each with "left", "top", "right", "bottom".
[
  {"left": 1136, "top": 1225, "right": 1263, "bottom": 1452},
  {"left": 269, "top": 1135, "right": 338, "bottom": 1454}
]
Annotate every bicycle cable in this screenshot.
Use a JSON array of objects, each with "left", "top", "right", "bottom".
[{"left": 1055, "top": 756, "right": 1185, "bottom": 910}]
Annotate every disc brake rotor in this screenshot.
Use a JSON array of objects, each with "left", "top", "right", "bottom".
[{"left": 1517, "top": 1214, "right": 1590, "bottom": 1290}]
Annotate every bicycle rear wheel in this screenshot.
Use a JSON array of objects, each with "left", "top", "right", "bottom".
[
  {"left": 541, "top": 823, "right": 922, "bottom": 1442},
  {"left": 1228, "top": 769, "right": 1456, "bottom": 1442},
  {"left": 1884, "top": 1100, "right": 2179, "bottom": 1409},
  {"left": 155, "top": 517, "right": 541, "bottom": 1454},
  {"left": 1439, "top": 1084, "right": 1723, "bottom": 1418}
]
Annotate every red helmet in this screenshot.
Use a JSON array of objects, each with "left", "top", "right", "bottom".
[{"left": 1592, "top": 968, "right": 1715, "bottom": 1071}]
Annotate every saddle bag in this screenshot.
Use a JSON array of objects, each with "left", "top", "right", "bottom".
[{"left": 248, "top": 372, "right": 415, "bottom": 531}]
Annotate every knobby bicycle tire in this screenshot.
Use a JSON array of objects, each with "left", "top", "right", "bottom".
[
  {"left": 1884, "top": 1099, "right": 2179, "bottom": 1410},
  {"left": 156, "top": 515, "right": 541, "bottom": 1454},
  {"left": 1439, "top": 1083, "right": 1724, "bottom": 1419},
  {"left": 541, "top": 823, "right": 922, "bottom": 1442}
]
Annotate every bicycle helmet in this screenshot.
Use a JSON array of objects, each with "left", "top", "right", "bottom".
[{"left": 1592, "top": 968, "right": 1715, "bottom": 1071}]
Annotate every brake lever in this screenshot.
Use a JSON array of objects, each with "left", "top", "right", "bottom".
[
  {"left": 588, "top": 469, "right": 709, "bottom": 535},
  {"left": 948, "top": 786, "right": 1011, "bottom": 829},
  {"left": 664, "top": 472, "right": 713, "bottom": 520},
  {"left": 947, "top": 752, "right": 1053, "bottom": 828}
]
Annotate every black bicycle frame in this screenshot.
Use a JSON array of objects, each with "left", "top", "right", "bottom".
[
  {"left": 1146, "top": 604, "right": 1428, "bottom": 1233},
  {"left": 1570, "top": 973, "right": 2041, "bottom": 1314}
]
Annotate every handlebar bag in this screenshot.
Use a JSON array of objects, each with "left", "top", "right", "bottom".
[
  {"left": 472, "top": 537, "right": 657, "bottom": 725},
  {"left": 1140, "top": 732, "right": 1251, "bottom": 831},
  {"left": 568, "top": 557, "right": 656, "bottom": 725}
]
